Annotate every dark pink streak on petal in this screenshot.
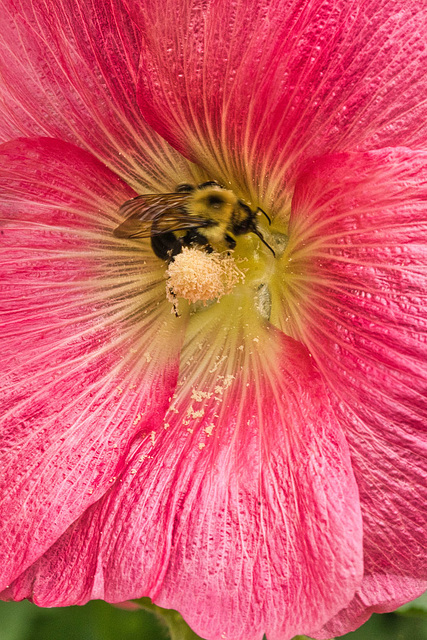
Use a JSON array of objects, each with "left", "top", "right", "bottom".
[
  {"left": 133, "top": 0, "right": 427, "bottom": 209},
  {"left": 0, "top": 0, "right": 194, "bottom": 190},
  {"left": 284, "top": 148, "right": 427, "bottom": 631},
  {"left": 0, "top": 138, "right": 183, "bottom": 591},
  {"left": 4, "top": 312, "right": 363, "bottom": 640}
]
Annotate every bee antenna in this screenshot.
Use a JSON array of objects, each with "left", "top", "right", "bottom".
[
  {"left": 257, "top": 207, "right": 272, "bottom": 226},
  {"left": 252, "top": 227, "right": 276, "bottom": 257}
]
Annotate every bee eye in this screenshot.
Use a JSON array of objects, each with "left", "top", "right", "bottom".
[{"left": 206, "top": 194, "right": 223, "bottom": 209}]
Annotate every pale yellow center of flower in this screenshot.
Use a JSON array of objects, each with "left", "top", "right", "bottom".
[{"left": 166, "top": 247, "right": 244, "bottom": 310}]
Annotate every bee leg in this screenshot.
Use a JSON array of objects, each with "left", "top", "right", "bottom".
[
  {"left": 151, "top": 232, "right": 183, "bottom": 262},
  {"left": 183, "top": 229, "right": 213, "bottom": 252},
  {"left": 225, "top": 235, "right": 236, "bottom": 250}
]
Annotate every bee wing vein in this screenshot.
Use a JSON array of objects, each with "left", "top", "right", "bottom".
[{"left": 114, "top": 192, "right": 211, "bottom": 239}]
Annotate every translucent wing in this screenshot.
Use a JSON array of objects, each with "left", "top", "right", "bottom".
[
  {"left": 119, "top": 193, "right": 189, "bottom": 219},
  {"left": 113, "top": 193, "right": 211, "bottom": 239}
]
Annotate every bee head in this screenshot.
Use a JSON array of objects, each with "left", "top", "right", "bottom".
[{"left": 187, "top": 186, "right": 238, "bottom": 224}]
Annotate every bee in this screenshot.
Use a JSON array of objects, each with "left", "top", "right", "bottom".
[{"left": 113, "top": 181, "right": 275, "bottom": 261}]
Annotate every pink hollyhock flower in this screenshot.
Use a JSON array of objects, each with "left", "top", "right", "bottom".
[{"left": 1, "top": 1, "right": 426, "bottom": 639}]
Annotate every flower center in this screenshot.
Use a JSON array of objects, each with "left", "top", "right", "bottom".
[
  {"left": 165, "top": 247, "right": 244, "bottom": 314},
  {"left": 150, "top": 182, "right": 290, "bottom": 319},
  {"left": 163, "top": 223, "right": 289, "bottom": 322},
  {"left": 114, "top": 181, "right": 288, "bottom": 322}
]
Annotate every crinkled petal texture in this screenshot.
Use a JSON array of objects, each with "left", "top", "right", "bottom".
[
  {"left": 0, "top": 139, "right": 364, "bottom": 639},
  {"left": 280, "top": 148, "right": 427, "bottom": 635},
  {"left": 0, "top": 0, "right": 200, "bottom": 191},
  {"left": 2, "top": 293, "right": 363, "bottom": 640},
  {"left": 0, "top": 138, "right": 184, "bottom": 593},
  {"left": 1, "top": 3, "right": 427, "bottom": 637},
  {"left": 133, "top": 0, "right": 427, "bottom": 210}
]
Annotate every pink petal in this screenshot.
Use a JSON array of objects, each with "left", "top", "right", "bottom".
[
  {"left": 3, "top": 309, "right": 363, "bottom": 640},
  {"left": 0, "top": 138, "right": 183, "bottom": 590},
  {"left": 134, "top": 0, "right": 427, "bottom": 209},
  {"left": 314, "top": 574, "right": 427, "bottom": 638},
  {"left": 282, "top": 147, "right": 427, "bottom": 632},
  {"left": 0, "top": 0, "right": 196, "bottom": 191}
]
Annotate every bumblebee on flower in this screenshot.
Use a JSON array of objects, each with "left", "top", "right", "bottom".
[{"left": 114, "top": 179, "right": 283, "bottom": 315}]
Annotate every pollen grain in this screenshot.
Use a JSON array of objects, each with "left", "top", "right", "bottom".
[{"left": 165, "top": 247, "right": 244, "bottom": 311}]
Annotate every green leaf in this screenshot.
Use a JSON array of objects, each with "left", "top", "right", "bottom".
[
  {"left": 396, "top": 591, "right": 427, "bottom": 618},
  {"left": 136, "top": 599, "right": 206, "bottom": 640},
  {"left": 0, "top": 599, "right": 170, "bottom": 640}
]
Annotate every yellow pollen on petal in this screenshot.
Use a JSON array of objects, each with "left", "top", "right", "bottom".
[
  {"left": 165, "top": 247, "right": 244, "bottom": 311},
  {"left": 205, "top": 424, "right": 215, "bottom": 436}
]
